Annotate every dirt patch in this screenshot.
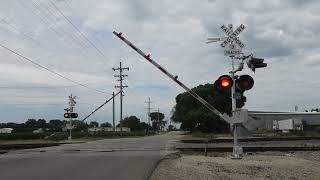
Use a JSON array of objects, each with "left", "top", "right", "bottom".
[{"left": 150, "top": 153, "right": 320, "bottom": 180}]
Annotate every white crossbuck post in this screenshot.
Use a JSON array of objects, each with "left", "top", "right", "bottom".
[{"left": 207, "top": 24, "right": 248, "bottom": 159}]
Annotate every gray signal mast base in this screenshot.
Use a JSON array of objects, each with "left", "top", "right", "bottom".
[{"left": 230, "top": 57, "right": 244, "bottom": 159}]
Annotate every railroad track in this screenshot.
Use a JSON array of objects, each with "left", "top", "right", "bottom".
[
  {"left": 181, "top": 136, "right": 320, "bottom": 143},
  {"left": 176, "top": 146, "right": 320, "bottom": 152}
]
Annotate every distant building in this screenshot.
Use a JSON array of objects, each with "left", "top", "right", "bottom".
[
  {"left": 0, "top": 128, "right": 13, "bottom": 133},
  {"left": 273, "top": 119, "right": 303, "bottom": 133},
  {"left": 245, "top": 111, "right": 320, "bottom": 131}
]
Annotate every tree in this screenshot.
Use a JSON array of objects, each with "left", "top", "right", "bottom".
[
  {"left": 118, "top": 116, "right": 141, "bottom": 131},
  {"left": 139, "top": 122, "right": 151, "bottom": 131},
  {"left": 116, "top": 116, "right": 149, "bottom": 131},
  {"left": 37, "top": 119, "right": 47, "bottom": 129},
  {"left": 168, "top": 125, "right": 176, "bottom": 131},
  {"left": 25, "top": 119, "right": 37, "bottom": 128},
  {"left": 48, "top": 119, "right": 63, "bottom": 132},
  {"left": 150, "top": 112, "right": 166, "bottom": 131},
  {"left": 101, "top": 122, "right": 112, "bottom": 127},
  {"left": 171, "top": 83, "right": 230, "bottom": 133},
  {"left": 72, "top": 120, "right": 89, "bottom": 132},
  {"left": 89, "top": 121, "right": 99, "bottom": 128}
]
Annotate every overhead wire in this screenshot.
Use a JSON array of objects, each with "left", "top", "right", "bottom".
[
  {"left": 49, "top": 0, "right": 110, "bottom": 67},
  {"left": 0, "top": 43, "right": 110, "bottom": 94},
  {"left": 28, "top": 0, "right": 93, "bottom": 61},
  {"left": 33, "top": 0, "right": 91, "bottom": 54},
  {"left": 0, "top": 81, "right": 111, "bottom": 89},
  {"left": 57, "top": 1, "right": 142, "bottom": 98},
  {"left": 6, "top": 0, "right": 114, "bottom": 96}
]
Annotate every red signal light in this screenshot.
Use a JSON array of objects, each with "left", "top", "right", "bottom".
[
  {"left": 64, "top": 113, "right": 78, "bottom": 119},
  {"left": 218, "top": 75, "right": 233, "bottom": 89},
  {"left": 221, "top": 77, "right": 231, "bottom": 87},
  {"left": 64, "top": 113, "right": 70, "bottom": 118}
]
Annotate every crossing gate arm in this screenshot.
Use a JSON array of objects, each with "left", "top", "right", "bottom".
[{"left": 113, "top": 31, "right": 230, "bottom": 123}]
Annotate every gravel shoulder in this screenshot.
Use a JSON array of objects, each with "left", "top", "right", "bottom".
[{"left": 150, "top": 151, "right": 320, "bottom": 180}]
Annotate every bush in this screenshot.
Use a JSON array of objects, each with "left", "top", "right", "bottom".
[{"left": 0, "top": 133, "right": 48, "bottom": 140}]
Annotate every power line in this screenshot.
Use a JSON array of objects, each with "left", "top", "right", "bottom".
[
  {"left": 56, "top": 1, "right": 144, "bottom": 101},
  {"left": 0, "top": 43, "right": 109, "bottom": 94},
  {"left": 0, "top": 81, "right": 110, "bottom": 89},
  {"left": 49, "top": 0, "right": 109, "bottom": 67},
  {"left": 28, "top": 0, "right": 93, "bottom": 61},
  {"left": 33, "top": 0, "right": 91, "bottom": 54},
  {"left": 15, "top": 0, "right": 96, "bottom": 71}
]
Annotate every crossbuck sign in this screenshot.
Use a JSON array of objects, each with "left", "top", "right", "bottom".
[{"left": 220, "top": 24, "right": 246, "bottom": 56}]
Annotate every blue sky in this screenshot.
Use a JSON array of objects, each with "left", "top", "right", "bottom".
[{"left": 0, "top": 0, "right": 320, "bottom": 125}]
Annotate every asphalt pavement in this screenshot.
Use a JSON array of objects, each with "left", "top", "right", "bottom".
[{"left": 0, "top": 132, "right": 181, "bottom": 180}]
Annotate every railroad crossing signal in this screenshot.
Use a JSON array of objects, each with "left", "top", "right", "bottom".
[{"left": 64, "top": 113, "right": 78, "bottom": 119}]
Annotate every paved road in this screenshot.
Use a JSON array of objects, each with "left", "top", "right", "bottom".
[{"left": 0, "top": 132, "right": 181, "bottom": 180}]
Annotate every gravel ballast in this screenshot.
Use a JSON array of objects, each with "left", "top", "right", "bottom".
[{"left": 150, "top": 152, "right": 320, "bottom": 180}]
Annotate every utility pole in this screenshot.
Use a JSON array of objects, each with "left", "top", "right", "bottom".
[
  {"left": 157, "top": 108, "right": 160, "bottom": 131},
  {"left": 145, "top": 97, "right": 152, "bottom": 133},
  {"left": 67, "top": 94, "right": 76, "bottom": 141},
  {"left": 112, "top": 92, "right": 115, "bottom": 133},
  {"left": 113, "top": 62, "right": 129, "bottom": 132}
]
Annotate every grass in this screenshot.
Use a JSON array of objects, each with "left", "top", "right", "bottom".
[{"left": 0, "top": 131, "right": 157, "bottom": 142}]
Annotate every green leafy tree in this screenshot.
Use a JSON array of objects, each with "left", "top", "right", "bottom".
[
  {"left": 139, "top": 122, "right": 150, "bottom": 131},
  {"left": 118, "top": 116, "right": 141, "bottom": 131},
  {"left": 89, "top": 121, "right": 99, "bottom": 128},
  {"left": 168, "top": 125, "right": 177, "bottom": 131},
  {"left": 101, "top": 122, "right": 112, "bottom": 127},
  {"left": 72, "top": 120, "right": 89, "bottom": 132},
  {"left": 171, "top": 83, "right": 231, "bottom": 133},
  {"left": 150, "top": 112, "right": 166, "bottom": 130},
  {"left": 25, "top": 119, "right": 37, "bottom": 128},
  {"left": 116, "top": 116, "right": 150, "bottom": 131},
  {"left": 37, "top": 119, "right": 47, "bottom": 129},
  {"left": 48, "top": 119, "right": 63, "bottom": 132}
]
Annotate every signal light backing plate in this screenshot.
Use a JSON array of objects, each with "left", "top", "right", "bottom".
[{"left": 236, "top": 75, "right": 254, "bottom": 91}]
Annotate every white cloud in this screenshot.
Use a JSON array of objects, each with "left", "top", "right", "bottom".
[{"left": 0, "top": 0, "right": 319, "bottom": 123}]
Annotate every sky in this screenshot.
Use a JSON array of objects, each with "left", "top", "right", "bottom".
[{"left": 0, "top": 0, "right": 319, "bottom": 124}]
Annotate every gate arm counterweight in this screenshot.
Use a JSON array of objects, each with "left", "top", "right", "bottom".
[{"left": 113, "top": 31, "right": 230, "bottom": 122}]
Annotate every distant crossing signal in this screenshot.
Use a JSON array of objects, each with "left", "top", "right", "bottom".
[{"left": 64, "top": 113, "right": 78, "bottom": 119}]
